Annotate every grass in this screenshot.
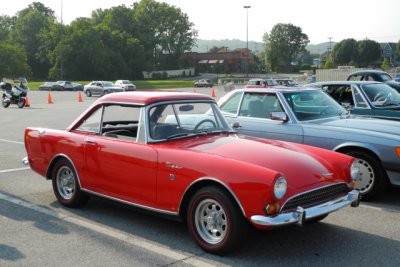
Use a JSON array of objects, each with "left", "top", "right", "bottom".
[{"left": 27, "top": 80, "right": 195, "bottom": 90}]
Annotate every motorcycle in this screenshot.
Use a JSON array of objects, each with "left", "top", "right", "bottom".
[{"left": 1, "top": 78, "right": 29, "bottom": 108}]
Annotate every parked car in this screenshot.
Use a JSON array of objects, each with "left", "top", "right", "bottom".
[
  {"left": 84, "top": 81, "right": 123, "bottom": 97},
  {"left": 115, "top": 80, "right": 136, "bottom": 91},
  {"left": 218, "top": 87, "right": 400, "bottom": 200},
  {"left": 193, "top": 79, "right": 213, "bottom": 87},
  {"left": 274, "top": 78, "right": 300, "bottom": 87},
  {"left": 308, "top": 81, "right": 400, "bottom": 120},
  {"left": 56, "top": 81, "right": 75, "bottom": 91},
  {"left": 245, "top": 79, "right": 280, "bottom": 88},
  {"left": 72, "top": 82, "right": 84, "bottom": 91},
  {"left": 347, "top": 70, "right": 400, "bottom": 92},
  {"left": 38, "top": 82, "right": 61, "bottom": 91},
  {"left": 23, "top": 91, "right": 359, "bottom": 254}
]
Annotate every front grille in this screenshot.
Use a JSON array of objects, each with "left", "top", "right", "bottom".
[{"left": 281, "top": 183, "right": 348, "bottom": 213}]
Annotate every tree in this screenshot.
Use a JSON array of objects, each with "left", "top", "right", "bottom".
[
  {"left": 0, "top": 42, "right": 32, "bottom": 77},
  {"left": 263, "top": 23, "right": 309, "bottom": 72},
  {"left": 0, "top": 15, "right": 15, "bottom": 43},
  {"left": 356, "top": 39, "right": 381, "bottom": 67},
  {"left": 332, "top": 38, "right": 357, "bottom": 65},
  {"left": 381, "top": 57, "right": 389, "bottom": 71},
  {"left": 324, "top": 58, "right": 334, "bottom": 69},
  {"left": 12, "top": 2, "right": 57, "bottom": 79}
]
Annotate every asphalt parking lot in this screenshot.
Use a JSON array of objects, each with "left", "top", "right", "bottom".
[{"left": 1, "top": 88, "right": 400, "bottom": 266}]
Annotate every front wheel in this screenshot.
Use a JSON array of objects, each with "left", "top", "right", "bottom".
[
  {"left": 85, "top": 90, "right": 92, "bottom": 97},
  {"left": 17, "top": 97, "right": 25, "bottom": 108},
  {"left": 51, "top": 159, "right": 89, "bottom": 207},
  {"left": 187, "top": 186, "right": 248, "bottom": 254},
  {"left": 346, "top": 150, "right": 387, "bottom": 200}
]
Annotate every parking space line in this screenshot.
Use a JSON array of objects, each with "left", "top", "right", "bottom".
[
  {"left": 0, "top": 138, "right": 24, "bottom": 145},
  {"left": 0, "top": 167, "right": 31, "bottom": 174},
  {"left": 0, "top": 192, "right": 219, "bottom": 267}
]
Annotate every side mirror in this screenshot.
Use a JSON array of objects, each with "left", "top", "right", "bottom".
[{"left": 270, "top": 112, "right": 288, "bottom": 122}]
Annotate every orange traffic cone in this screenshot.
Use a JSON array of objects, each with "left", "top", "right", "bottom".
[
  {"left": 47, "top": 92, "right": 53, "bottom": 104},
  {"left": 24, "top": 96, "right": 30, "bottom": 107},
  {"left": 78, "top": 91, "right": 83, "bottom": 102},
  {"left": 211, "top": 87, "right": 216, "bottom": 97}
]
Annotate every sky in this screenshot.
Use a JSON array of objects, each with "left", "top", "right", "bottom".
[{"left": 3, "top": 0, "right": 400, "bottom": 45}]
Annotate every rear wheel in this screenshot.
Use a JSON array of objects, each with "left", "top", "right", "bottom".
[
  {"left": 187, "top": 186, "right": 248, "bottom": 254},
  {"left": 2, "top": 98, "right": 10, "bottom": 108},
  {"left": 51, "top": 159, "right": 89, "bottom": 207},
  {"left": 346, "top": 150, "right": 387, "bottom": 200}
]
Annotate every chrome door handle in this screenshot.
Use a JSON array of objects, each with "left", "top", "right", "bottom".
[{"left": 85, "top": 139, "right": 97, "bottom": 144}]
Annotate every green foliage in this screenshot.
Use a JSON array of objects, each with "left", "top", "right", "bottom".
[
  {"left": 0, "top": 42, "right": 32, "bottom": 77},
  {"left": 357, "top": 39, "right": 381, "bottom": 66},
  {"left": 381, "top": 58, "right": 389, "bottom": 71},
  {"left": 332, "top": 39, "right": 357, "bottom": 65},
  {"left": 324, "top": 59, "right": 334, "bottom": 69},
  {"left": 264, "top": 23, "right": 309, "bottom": 72}
]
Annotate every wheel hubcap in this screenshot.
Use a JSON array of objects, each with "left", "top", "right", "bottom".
[
  {"left": 194, "top": 199, "right": 227, "bottom": 244},
  {"left": 354, "top": 158, "right": 375, "bottom": 194},
  {"left": 56, "top": 166, "right": 76, "bottom": 200}
]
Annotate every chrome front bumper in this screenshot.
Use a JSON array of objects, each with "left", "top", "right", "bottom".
[
  {"left": 251, "top": 190, "right": 360, "bottom": 227},
  {"left": 22, "top": 156, "right": 29, "bottom": 166}
]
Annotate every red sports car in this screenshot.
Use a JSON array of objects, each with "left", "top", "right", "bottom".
[{"left": 24, "top": 91, "right": 360, "bottom": 254}]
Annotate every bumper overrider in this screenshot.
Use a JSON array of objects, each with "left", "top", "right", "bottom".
[{"left": 251, "top": 190, "right": 360, "bottom": 227}]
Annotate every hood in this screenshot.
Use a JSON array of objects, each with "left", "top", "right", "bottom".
[
  {"left": 172, "top": 135, "right": 344, "bottom": 189},
  {"left": 307, "top": 116, "right": 400, "bottom": 140}
]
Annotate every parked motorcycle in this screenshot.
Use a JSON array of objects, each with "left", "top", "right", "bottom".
[{"left": 1, "top": 78, "right": 29, "bottom": 108}]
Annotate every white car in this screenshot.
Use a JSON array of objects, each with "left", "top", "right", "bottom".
[{"left": 115, "top": 80, "right": 136, "bottom": 91}]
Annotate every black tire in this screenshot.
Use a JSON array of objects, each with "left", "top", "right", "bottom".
[
  {"left": 51, "top": 158, "right": 89, "bottom": 207},
  {"left": 17, "top": 97, "right": 25, "bottom": 108},
  {"left": 85, "top": 90, "right": 92, "bottom": 97},
  {"left": 346, "top": 150, "right": 387, "bottom": 200},
  {"left": 2, "top": 98, "right": 10, "bottom": 108},
  {"left": 305, "top": 214, "right": 328, "bottom": 223},
  {"left": 187, "top": 186, "right": 248, "bottom": 254},
  {"left": 103, "top": 90, "right": 109, "bottom": 96}
]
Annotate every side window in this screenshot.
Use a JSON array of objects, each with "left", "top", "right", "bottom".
[
  {"left": 101, "top": 105, "right": 141, "bottom": 141},
  {"left": 353, "top": 87, "right": 368, "bottom": 108},
  {"left": 239, "top": 93, "right": 271, "bottom": 119},
  {"left": 338, "top": 86, "right": 354, "bottom": 106},
  {"left": 75, "top": 106, "right": 103, "bottom": 133},
  {"left": 220, "top": 92, "right": 243, "bottom": 115}
]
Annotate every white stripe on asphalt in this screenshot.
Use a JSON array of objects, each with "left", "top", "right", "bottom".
[
  {"left": 0, "top": 192, "right": 220, "bottom": 267},
  {"left": 0, "top": 138, "right": 24, "bottom": 145},
  {"left": 0, "top": 167, "right": 31, "bottom": 174}
]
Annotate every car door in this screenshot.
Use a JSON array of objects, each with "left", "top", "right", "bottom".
[
  {"left": 75, "top": 104, "right": 158, "bottom": 205},
  {"left": 220, "top": 91, "right": 304, "bottom": 143}
]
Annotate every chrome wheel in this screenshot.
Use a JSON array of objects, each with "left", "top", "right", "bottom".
[
  {"left": 354, "top": 158, "right": 375, "bottom": 194},
  {"left": 194, "top": 199, "right": 227, "bottom": 245},
  {"left": 56, "top": 166, "right": 76, "bottom": 200}
]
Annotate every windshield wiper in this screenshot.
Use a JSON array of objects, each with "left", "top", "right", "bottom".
[{"left": 165, "top": 132, "right": 195, "bottom": 140}]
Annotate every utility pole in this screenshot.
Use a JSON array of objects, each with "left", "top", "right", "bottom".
[
  {"left": 60, "top": 0, "right": 63, "bottom": 80},
  {"left": 244, "top": 5, "right": 251, "bottom": 78}
]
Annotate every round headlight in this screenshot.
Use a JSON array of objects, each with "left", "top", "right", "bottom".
[
  {"left": 350, "top": 160, "right": 360, "bottom": 181},
  {"left": 274, "top": 176, "right": 287, "bottom": 200}
]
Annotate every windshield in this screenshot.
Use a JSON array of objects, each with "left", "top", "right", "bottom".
[
  {"left": 265, "top": 80, "right": 279, "bottom": 86},
  {"left": 282, "top": 90, "right": 346, "bottom": 121},
  {"left": 122, "top": 80, "right": 132, "bottom": 84},
  {"left": 360, "top": 83, "right": 400, "bottom": 107},
  {"left": 148, "top": 101, "right": 233, "bottom": 141}
]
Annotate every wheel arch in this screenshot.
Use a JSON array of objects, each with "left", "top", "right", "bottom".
[
  {"left": 178, "top": 178, "right": 246, "bottom": 222},
  {"left": 334, "top": 143, "right": 381, "bottom": 163},
  {"left": 45, "top": 154, "right": 82, "bottom": 187}
]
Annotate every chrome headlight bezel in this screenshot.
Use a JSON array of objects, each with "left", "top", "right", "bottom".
[
  {"left": 350, "top": 160, "right": 360, "bottom": 181},
  {"left": 274, "top": 176, "right": 287, "bottom": 200}
]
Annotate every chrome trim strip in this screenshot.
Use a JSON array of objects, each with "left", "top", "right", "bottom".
[
  {"left": 45, "top": 154, "right": 83, "bottom": 189},
  {"left": 280, "top": 182, "right": 347, "bottom": 212},
  {"left": 81, "top": 189, "right": 178, "bottom": 216},
  {"left": 251, "top": 190, "right": 359, "bottom": 227},
  {"left": 179, "top": 177, "right": 246, "bottom": 217}
]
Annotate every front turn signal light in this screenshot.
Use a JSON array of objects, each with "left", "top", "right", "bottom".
[{"left": 265, "top": 202, "right": 280, "bottom": 215}]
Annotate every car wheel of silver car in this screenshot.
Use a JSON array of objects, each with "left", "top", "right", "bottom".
[
  {"left": 187, "top": 186, "right": 248, "bottom": 254},
  {"left": 103, "top": 90, "right": 109, "bottom": 96},
  {"left": 346, "top": 150, "right": 387, "bottom": 200},
  {"left": 51, "top": 158, "right": 89, "bottom": 207},
  {"left": 85, "top": 90, "right": 92, "bottom": 97}
]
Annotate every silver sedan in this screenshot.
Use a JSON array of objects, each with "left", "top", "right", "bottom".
[{"left": 218, "top": 87, "right": 400, "bottom": 200}]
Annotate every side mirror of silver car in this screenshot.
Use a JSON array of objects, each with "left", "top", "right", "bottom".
[{"left": 270, "top": 112, "right": 288, "bottom": 122}]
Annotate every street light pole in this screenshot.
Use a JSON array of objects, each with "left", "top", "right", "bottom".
[{"left": 244, "top": 5, "right": 251, "bottom": 78}]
